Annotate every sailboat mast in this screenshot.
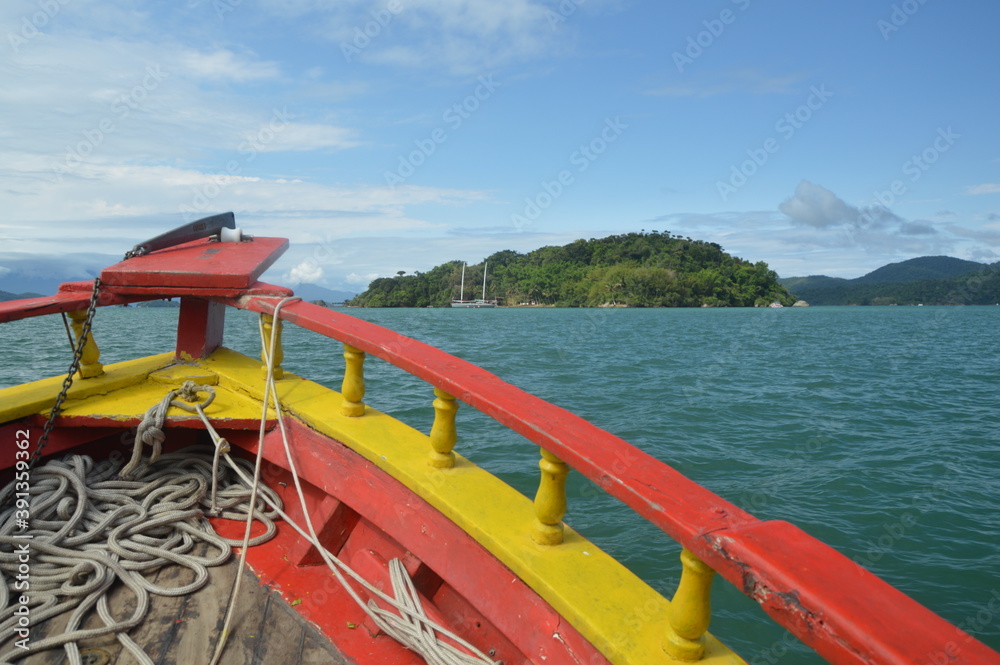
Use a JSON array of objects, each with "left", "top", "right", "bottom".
[
  {"left": 482, "top": 262, "right": 488, "bottom": 300},
  {"left": 459, "top": 263, "right": 466, "bottom": 301}
]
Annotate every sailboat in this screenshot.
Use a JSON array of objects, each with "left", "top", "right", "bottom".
[{"left": 451, "top": 261, "right": 497, "bottom": 308}]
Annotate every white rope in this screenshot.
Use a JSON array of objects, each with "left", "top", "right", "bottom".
[
  {"left": 230, "top": 299, "right": 497, "bottom": 665},
  {"left": 0, "top": 447, "right": 280, "bottom": 665},
  {"left": 219, "top": 454, "right": 497, "bottom": 665},
  {"left": 209, "top": 296, "right": 300, "bottom": 665}
]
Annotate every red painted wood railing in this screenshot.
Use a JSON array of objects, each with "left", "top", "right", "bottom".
[{"left": 227, "top": 292, "right": 999, "bottom": 665}]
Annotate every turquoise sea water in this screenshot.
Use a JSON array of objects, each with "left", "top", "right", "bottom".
[{"left": 2, "top": 305, "right": 998, "bottom": 662}]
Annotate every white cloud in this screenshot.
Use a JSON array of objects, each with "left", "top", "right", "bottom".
[
  {"left": 178, "top": 49, "right": 281, "bottom": 82},
  {"left": 965, "top": 183, "right": 1000, "bottom": 195},
  {"left": 346, "top": 271, "right": 380, "bottom": 284},
  {"left": 0, "top": 29, "right": 358, "bottom": 170},
  {"left": 651, "top": 181, "right": 976, "bottom": 279},
  {"left": 779, "top": 181, "right": 859, "bottom": 228},
  {"left": 253, "top": 122, "right": 362, "bottom": 152},
  {"left": 779, "top": 180, "right": 900, "bottom": 230},
  {"left": 947, "top": 225, "right": 1000, "bottom": 247},
  {"left": 0, "top": 158, "right": 485, "bottom": 233},
  {"left": 773, "top": 183, "right": 960, "bottom": 268},
  {"left": 284, "top": 260, "right": 325, "bottom": 284},
  {"left": 258, "top": 0, "right": 595, "bottom": 74},
  {"left": 0, "top": 17, "right": 488, "bottom": 255},
  {"left": 899, "top": 221, "right": 937, "bottom": 236}
]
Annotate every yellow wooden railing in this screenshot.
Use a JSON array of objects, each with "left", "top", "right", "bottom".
[
  {"left": 67, "top": 309, "right": 104, "bottom": 378},
  {"left": 256, "top": 319, "right": 719, "bottom": 661}
]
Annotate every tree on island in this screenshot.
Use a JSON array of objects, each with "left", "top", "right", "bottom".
[{"left": 349, "top": 231, "right": 795, "bottom": 308}]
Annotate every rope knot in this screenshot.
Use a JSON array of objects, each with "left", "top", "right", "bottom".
[
  {"left": 139, "top": 425, "right": 167, "bottom": 448},
  {"left": 177, "top": 380, "right": 203, "bottom": 403},
  {"left": 120, "top": 382, "right": 217, "bottom": 479}
]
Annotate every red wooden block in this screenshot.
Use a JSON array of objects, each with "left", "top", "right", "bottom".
[
  {"left": 101, "top": 237, "right": 288, "bottom": 291},
  {"left": 176, "top": 297, "right": 225, "bottom": 359},
  {"left": 285, "top": 492, "right": 361, "bottom": 566}
]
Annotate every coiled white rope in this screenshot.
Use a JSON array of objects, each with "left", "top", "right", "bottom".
[{"left": 0, "top": 447, "right": 281, "bottom": 665}]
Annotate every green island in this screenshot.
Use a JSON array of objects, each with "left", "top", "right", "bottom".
[{"left": 348, "top": 231, "right": 795, "bottom": 308}]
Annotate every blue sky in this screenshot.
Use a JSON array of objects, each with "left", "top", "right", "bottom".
[{"left": 1, "top": 0, "right": 998, "bottom": 292}]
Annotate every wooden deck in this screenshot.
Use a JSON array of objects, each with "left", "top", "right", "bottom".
[{"left": 1, "top": 545, "right": 351, "bottom": 665}]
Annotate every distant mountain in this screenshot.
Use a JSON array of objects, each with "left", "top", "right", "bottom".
[
  {"left": 284, "top": 283, "right": 357, "bottom": 303},
  {"left": 777, "top": 275, "right": 848, "bottom": 292},
  {"left": 0, "top": 252, "right": 116, "bottom": 296},
  {"left": 852, "top": 256, "right": 987, "bottom": 285},
  {"left": 780, "top": 256, "right": 998, "bottom": 305},
  {"left": 135, "top": 300, "right": 181, "bottom": 308},
  {"left": 0, "top": 276, "right": 66, "bottom": 297},
  {"left": 0, "top": 289, "right": 44, "bottom": 302}
]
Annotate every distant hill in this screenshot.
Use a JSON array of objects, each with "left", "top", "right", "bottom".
[
  {"left": 284, "top": 283, "right": 357, "bottom": 303},
  {"left": 0, "top": 276, "right": 66, "bottom": 297},
  {"left": 135, "top": 300, "right": 181, "bottom": 308},
  {"left": 0, "top": 289, "right": 44, "bottom": 302},
  {"left": 853, "top": 256, "right": 987, "bottom": 285},
  {"left": 780, "top": 256, "right": 999, "bottom": 305},
  {"left": 350, "top": 231, "right": 794, "bottom": 308},
  {"left": 778, "top": 275, "right": 848, "bottom": 292}
]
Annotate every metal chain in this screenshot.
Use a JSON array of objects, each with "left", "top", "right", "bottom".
[{"left": 30, "top": 277, "right": 103, "bottom": 470}]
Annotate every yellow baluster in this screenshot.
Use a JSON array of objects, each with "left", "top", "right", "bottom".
[
  {"left": 341, "top": 343, "right": 366, "bottom": 417},
  {"left": 260, "top": 313, "right": 284, "bottom": 380},
  {"left": 531, "top": 448, "right": 569, "bottom": 545},
  {"left": 67, "top": 309, "right": 103, "bottom": 378},
  {"left": 428, "top": 387, "right": 458, "bottom": 468},
  {"left": 663, "top": 548, "right": 716, "bottom": 661}
]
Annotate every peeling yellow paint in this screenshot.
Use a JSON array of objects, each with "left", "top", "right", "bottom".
[
  {"left": 148, "top": 365, "right": 220, "bottom": 386},
  {"left": 0, "top": 354, "right": 173, "bottom": 423}
]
